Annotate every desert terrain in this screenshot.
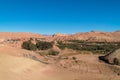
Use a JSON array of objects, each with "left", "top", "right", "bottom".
[{"left": 0, "top": 32, "right": 120, "bottom": 80}]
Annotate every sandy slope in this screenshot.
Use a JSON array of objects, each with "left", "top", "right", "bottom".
[
  {"left": 49, "top": 54, "right": 120, "bottom": 80},
  {"left": 0, "top": 45, "right": 120, "bottom": 80},
  {"left": 1, "top": 53, "right": 120, "bottom": 80},
  {"left": 0, "top": 54, "right": 45, "bottom": 80},
  {"left": 0, "top": 54, "right": 74, "bottom": 80}
]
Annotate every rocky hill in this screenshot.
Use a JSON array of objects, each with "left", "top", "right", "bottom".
[
  {"left": 0, "top": 32, "right": 41, "bottom": 39},
  {"left": 0, "top": 31, "right": 120, "bottom": 42},
  {"left": 104, "top": 49, "right": 120, "bottom": 65},
  {"left": 71, "top": 31, "right": 120, "bottom": 42},
  {"left": 44, "top": 31, "right": 120, "bottom": 42}
]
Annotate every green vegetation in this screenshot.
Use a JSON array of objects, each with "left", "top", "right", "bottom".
[
  {"left": 72, "top": 57, "right": 77, "bottom": 60},
  {"left": 57, "top": 41, "right": 67, "bottom": 50},
  {"left": 22, "top": 39, "right": 120, "bottom": 55},
  {"left": 22, "top": 40, "right": 53, "bottom": 51},
  {"left": 48, "top": 49, "right": 59, "bottom": 56},
  {"left": 22, "top": 41, "right": 37, "bottom": 51},
  {"left": 36, "top": 41, "right": 53, "bottom": 50},
  {"left": 57, "top": 40, "right": 120, "bottom": 54},
  {"left": 22, "top": 40, "right": 60, "bottom": 56},
  {"left": 38, "top": 49, "right": 59, "bottom": 56},
  {"left": 113, "top": 58, "right": 119, "bottom": 65}
]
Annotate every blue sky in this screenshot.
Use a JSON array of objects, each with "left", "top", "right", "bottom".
[{"left": 0, "top": 0, "right": 120, "bottom": 34}]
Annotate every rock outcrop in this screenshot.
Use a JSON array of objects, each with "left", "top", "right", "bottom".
[{"left": 104, "top": 49, "right": 120, "bottom": 65}]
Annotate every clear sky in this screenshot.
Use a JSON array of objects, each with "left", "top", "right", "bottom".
[{"left": 0, "top": 0, "right": 120, "bottom": 34}]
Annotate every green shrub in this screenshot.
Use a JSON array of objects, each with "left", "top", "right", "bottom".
[
  {"left": 48, "top": 50, "right": 59, "bottom": 56},
  {"left": 113, "top": 58, "right": 119, "bottom": 65},
  {"left": 72, "top": 57, "right": 77, "bottom": 60},
  {"left": 57, "top": 41, "right": 66, "bottom": 50},
  {"left": 22, "top": 41, "right": 37, "bottom": 51},
  {"left": 57, "top": 40, "right": 120, "bottom": 54},
  {"left": 36, "top": 41, "right": 53, "bottom": 50}
]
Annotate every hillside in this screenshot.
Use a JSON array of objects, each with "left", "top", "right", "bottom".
[
  {"left": 0, "top": 31, "right": 120, "bottom": 42},
  {"left": 0, "top": 32, "right": 41, "bottom": 39},
  {"left": 0, "top": 31, "right": 120, "bottom": 80},
  {"left": 0, "top": 51, "right": 120, "bottom": 80},
  {"left": 104, "top": 49, "right": 120, "bottom": 64},
  {"left": 44, "top": 31, "right": 120, "bottom": 42}
]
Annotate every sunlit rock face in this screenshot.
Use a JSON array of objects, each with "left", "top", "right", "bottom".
[{"left": 104, "top": 49, "right": 120, "bottom": 65}]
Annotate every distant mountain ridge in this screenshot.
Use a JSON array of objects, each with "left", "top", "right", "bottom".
[
  {"left": 0, "top": 32, "right": 41, "bottom": 39},
  {"left": 0, "top": 31, "right": 120, "bottom": 42},
  {"left": 44, "top": 31, "right": 120, "bottom": 42}
]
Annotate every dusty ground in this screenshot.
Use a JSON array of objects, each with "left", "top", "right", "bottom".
[{"left": 0, "top": 44, "right": 120, "bottom": 80}]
